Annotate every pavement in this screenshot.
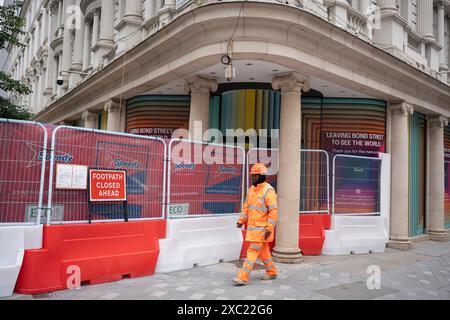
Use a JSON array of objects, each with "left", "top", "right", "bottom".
[{"left": 3, "top": 240, "right": 450, "bottom": 300}]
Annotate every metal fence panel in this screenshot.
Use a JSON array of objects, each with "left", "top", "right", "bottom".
[
  {"left": 0, "top": 119, "right": 47, "bottom": 224},
  {"left": 300, "top": 150, "right": 330, "bottom": 214},
  {"left": 332, "top": 155, "right": 382, "bottom": 216},
  {"left": 167, "top": 139, "right": 245, "bottom": 218},
  {"left": 47, "top": 126, "right": 166, "bottom": 224},
  {"left": 247, "top": 148, "right": 330, "bottom": 214}
]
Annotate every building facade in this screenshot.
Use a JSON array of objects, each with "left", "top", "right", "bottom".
[{"left": 2, "top": 0, "right": 450, "bottom": 260}]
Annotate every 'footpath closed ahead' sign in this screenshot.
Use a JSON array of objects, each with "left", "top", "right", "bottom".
[{"left": 89, "top": 169, "right": 127, "bottom": 202}]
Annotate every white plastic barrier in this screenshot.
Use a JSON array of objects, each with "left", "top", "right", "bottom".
[
  {"left": 322, "top": 153, "right": 391, "bottom": 255},
  {"left": 156, "top": 216, "right": 243, "bottom": 273},
  {"left": 322, "top": 216, "right": 388, "bottom": 255},
  {"left": 0, "top": 225, "right": 43, "bottom": 298}
]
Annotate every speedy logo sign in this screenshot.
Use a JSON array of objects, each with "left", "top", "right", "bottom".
[
  {"left": 216, "top": 165, "right": 238, "bottom": 176},
  {"left": 173, "top": 163, "right": 196, "bottom": 174},
  {"left": 25, "top": 142, "right": 73, "bottom": 167},
  {"left": 89, "top": 170, "right": 127, "bottom": 202},
  {"left": 114, "top": 158, "right": 140, "bottom": 169}
]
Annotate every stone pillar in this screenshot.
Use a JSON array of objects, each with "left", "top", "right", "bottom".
[
  {"left": 92, "top": 10, "right": 100, "bottom": 48},
  {"left": 145, "top": 0, "right": 156, "bottom": 19},
  {"left": 389, "top": 103, "right": 414, "bottom": 250},
  {"left": 56, "top": 53, "right": 63, "bottom": 96},
  {"left": 417, "top": 0, "right": 434, "bottom": 41},
  {"left": 45, "top": 4, "right": 58, "bottom": 96},
  {"left": 185, "top": 75, "right": 218, "bottom": 141},
  {"left": 271, "top": 74, "right": 310, "bottom": 264},
  {"left": 117, "top": 0, "right": 144, "bottom": 51},
  {"left": 428, "top": 116, "right": 449, "bottom": 241},
  {"left": 98, "top": 0, "right": 115, "bottom": 47},
  {"left": 72, "top": 12, "right": 85, "bottom": 71},
  {"left": 328, "top": 0, "right": 348, "bottom": 29},
  {"left": 82, "top": 110, "right": 99, "bottom": 129},
  {"left": 61, "top": 0, "right": 73, "bottom": 90},
  {"left": 373, "top": 0, "right": 404, "bottom": 51},
  {"left": 105, "top": 100, "right": 121, "bottom": 132},
  {"left": 57, "top": 0, "right": 63, "bottom": 28},
  {"left": 82, "top": 21, "right": 91, "bottom": 71},
  {"left": 378, "top": 0, "right": 397, "bottom": 11},
  {"left": 41, "top": 9, "right": 47, "bottom": 44},
  {"left": 437, "top": 1, "right": 448, "bottom": 82},
  {"left": 360, "top": 0, "right": 370, "bottom": 14},
  {"left": 124, "top": 0, "right": 144, "bottom": 22}
]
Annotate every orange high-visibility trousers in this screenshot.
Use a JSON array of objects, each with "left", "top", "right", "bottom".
[{"left": 237, "top": 242, "right": 278, "bottom": 283}]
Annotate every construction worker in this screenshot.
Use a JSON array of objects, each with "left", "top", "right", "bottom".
[{"left": 233, "top": 163, "right": 278, "bottom": 286}]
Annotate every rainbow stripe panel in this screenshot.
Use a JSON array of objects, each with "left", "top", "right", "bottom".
[
  {"left": 409, "top": 112, "right": 427, "bottom": 236},
  {"left": 445, "top": 125, "right": 450, "bottom": 229}
]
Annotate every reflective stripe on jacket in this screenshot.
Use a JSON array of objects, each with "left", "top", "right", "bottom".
[{"left": 238, "top": 182, "right": 278, "bottom": 242}]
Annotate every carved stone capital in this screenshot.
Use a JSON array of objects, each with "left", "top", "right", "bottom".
[
  {"left": 82, "top": 110, "right": 98, "bottom": 122},
  {"left": 391, "top": 102, "right": 414, "bottom": 117},
  {"left": 271, "top": 73, "right": 311, "bottom": 93},
  {"left": 184, "top": 75, "right": 218, "bottom": 95},
  {"left": 428, "top": 115, "right": 448, "bottom": 128},
  {"left": 104, "top": 99, "right": 121, "bottom": 113}
]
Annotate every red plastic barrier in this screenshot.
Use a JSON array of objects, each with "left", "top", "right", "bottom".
[
  {"left": 299, "top": 214, "right": 331, "bottom": 255},
  {"left": 240, "top": 215, "right": 331, "bottom": 258},
  {"left": 15, "top": 220, "right": 166, "bottom": 294}
]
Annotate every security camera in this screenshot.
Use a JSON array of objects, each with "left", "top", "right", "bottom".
[{"left": 56, "top": 76, "right": 64, "bottom": 86}]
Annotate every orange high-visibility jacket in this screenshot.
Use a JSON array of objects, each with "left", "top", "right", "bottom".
[{"left": 238, "top": 182, "right": 278, "bottom": 242}]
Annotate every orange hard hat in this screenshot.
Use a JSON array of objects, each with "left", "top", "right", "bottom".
[{"left": 250, "top": 163, "right": 268, "bottom": 175}]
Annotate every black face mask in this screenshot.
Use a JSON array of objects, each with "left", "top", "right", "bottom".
[{"left": 252, "top": 174, "right": 267, "bottom": 187}]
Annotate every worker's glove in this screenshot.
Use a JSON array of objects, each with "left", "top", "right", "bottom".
[
  {"left": 264, "top": 229, "right": 272, "bottom": 240},
  {"left": 236, "top": 223, "right": 243, "bottom": 229}
]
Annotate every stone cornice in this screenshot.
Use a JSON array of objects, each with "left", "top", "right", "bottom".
[{"left": 33, "top": 1, "right": 450, "bottom": 123}]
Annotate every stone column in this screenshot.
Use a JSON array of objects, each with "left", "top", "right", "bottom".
[
  {"left": 82, "top": 110, "right": 99, "bottom": 129},
  {"left": 56, "top": 53, "right": 63, "bottom": 96},
  {"left": 98, "top": 0, "right": 115, "bottom": 48},
  {"left": 45, "top": 4, "right": 58, "bottom": 95},
  {"left": 437, "top": 1, "right": 448, "bottom": 81},
  {"left": 117, "top": 0, "right": 144, "bottom": 51},
  {"left": 72, "top": 12, "right": 85, "bottom": 71},
  {"left": 417, "top": 0, "right": 434, "bottom": 40},
  {"left": 105, "top": 100, "right": 122, "bottom": 132},
  {"left": 360, "top": 0, "right": 370, "bottom": 14},
  {"left": 124, "top": 0, "right": 144, "bottom": 23},
  {"left": 92, "top": 10, "right": 100, "bottom": 48},
  {"left": 428, "top": 116, "right": 449, "bottom": 241},
  {"left": 185, "top": 75, "right": 218, "bottom": 141},
  {"left": 378, "top": 0, "right": 397, "bottom": 11},
  {"left": 33, "top": 23, "right": 39, "bottom": 57},
  {"left": 82, "top": 21, "right": 91, "bottom": 71},
  {"left": 389, "top": 103, "right": 414, "bottom": 250},
  {"left": 328, "top": 0, "right": 349, "bottom": 29},
  {"left": 145, "top": 0, "right": 156, "bottom": 19},
  {"left": 57, "top": 0, "right": 63, "bottom": 28},
  {"left": 271, "top": 74, "right": 310, "bottom": 264},
  {"left": 41, "top": 8, "right": 47, "bottom": 44},
  {"left": 61, "top": 0, "right": 73, "bottom": 90}
]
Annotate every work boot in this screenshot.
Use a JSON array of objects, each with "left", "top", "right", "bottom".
[
  {"left": 261, "top": 274, "right": 277, "bottom": 281},
  {"left": 232, "top": 278, "right": 248, "bottom": 286}
]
